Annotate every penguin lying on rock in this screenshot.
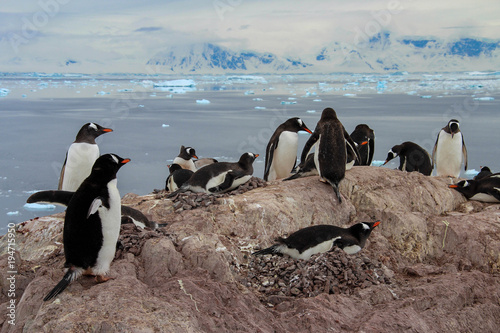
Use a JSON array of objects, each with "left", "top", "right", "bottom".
[
  {"left": 167, "top": 152, "right": 259, "bottom": 196},
  {"left": 449, "top": 175, "right": 500, "bottom": 203},
  {"left": 253, "top": 221, "right": 380, "bottom": 260},
  {"left": 27, "top": 153, "right": 130, "bottom": 301}
]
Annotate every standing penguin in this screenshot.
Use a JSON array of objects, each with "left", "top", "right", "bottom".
[
  {"left": 168, "top": 152, "right": 258, "bottom": 195},
  {"left": 300, "top": 107, "right": 357, "bottom": 203},
  {"left": 264, "top": 117, "right": 312, "bottom": 181},
  {"left": 432, "top": 119, "right": 468, "bottom": 177},
  {"left": 28, "top": 153, "right": 130, "bottom": 301},
  {"left": 173, "top": 146, "right": 198, "bottom": 172},
  {"left": 58, "top": 123, "right": 113, "bottom": 191},
  {"left": 350, "top": 124, "right": 375, "bottom": 166},
  {"left": 252, "top": 221, "right": 380, "bottom": 260},
  {"left": 383, "top": 141, "right": 432, "bottom": 176}
]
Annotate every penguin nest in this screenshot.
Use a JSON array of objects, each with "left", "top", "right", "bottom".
[
  {"left": 154, "top": 177, "right": 268, "bottom": 212},
  {"left": 239, "top": 247, "right": 392, "bottom": 305}
]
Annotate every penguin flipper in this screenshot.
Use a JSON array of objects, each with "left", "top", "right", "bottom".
[
  {"left": 431, "top": 134, "right": 439, "bottom": 169},
  {"left": 44, "top": 266, "right": 83, "bottom": 301},
  {"left": 264, "top": 140, "right": 278, "bottom": 181},
  {"left": 300, "top": 132, "right": 319, "bottom": 164},
  {"left": 252, "top": 244, "right": 282, "bottom": 256},
  {"left": 462, "top": 137, "right": 468, "bottom": 171},
  {"left": 486, "top": 187, "right": 500, "bottom": 202},
  {"left": 344, "top": 128, "right": 360, "bottom": 164},
  {"left": 58, "top": 153, "right": 68, "bottom": 190},
  {"left": 27, "top": 190, "right": 74, "bottom": 206},
  {"left": 208, "top": 171, "right": 237, "bottom": 193},
  {"left": 87, "top": 197, "right": 104, "bottom": 218}
]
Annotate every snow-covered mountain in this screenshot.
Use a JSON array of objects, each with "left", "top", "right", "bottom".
[
  {"left": 146, "top": 43, "right": 312, "bottom": 74},
  {"left": 146, "top": 34, "right": 500, "bottom": 73}
]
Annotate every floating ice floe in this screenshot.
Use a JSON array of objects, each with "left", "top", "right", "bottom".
[
  {"left": 281, "top": 101, "right": 297, "bottom": 105},
  {"left": 162, "top": 124, "right": 170, "bottom": 128},
  {"left": 97, "top": 91, "right": 110, "bottom": 95},
  {"left": 244, "top": 90, "right": 255, "bottom": 95},
  {"left": 0, "top": 88, "right": 10, "bottom": 97},
  {"left": 153, "top": 79, "right": 196, "bottom": 87},
  {"left": 226, "top": 76, "right": 267, "bottom": 84},
  {"left": 464, "top": 169, "right": 479, "bottom": 177},
  {"left": 253, "top": 98, "right": 263, "bottom": 101},
  {"left": 306, "top": 110, "right": 316, "bottom": 113},
  {"left": 255, "top": 107, "right": 266, "bottom": 110},
  {"left": 343, "top": 93, "right": 357, "bottom": 97},
  {"left": 196, "top": 99, "right": 210, "bottom": 104},
  {"left": 24, "top": 203, "right": 56, "bottom": 212},
  {"left": 420, "top": 95, "right": 432, "bottom": 99},
  {"left": 118, "top": 89, "right": 133, "bottom": 92},
  {"left": 6, "top": 211, "right": 19, "bottom": 216},
  {"left": 313, "top": 99, "right": 322, "bottom": 102},
  {"left": 473, "top": 97, "right": 495, "bottom": 101}
]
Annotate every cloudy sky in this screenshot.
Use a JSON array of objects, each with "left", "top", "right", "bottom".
[{"left": 1, "top": 0, "right": 498, "bottom": 73}]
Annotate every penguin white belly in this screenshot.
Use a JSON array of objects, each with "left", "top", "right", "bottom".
[
  {"left": 167, "top": 175, "right": 178, "bottom": 192},
  {"left": 469, "top": 193, "right": 500, "bottom": 203},
  {"left": 268, "top": 132, "right": 298, "bottom": 180},
  {"left": 342, "top": 244, "right": 362, "bottom": 254},
  {"left": 280, "top": 236, "right": 340, "bottom": 260},
  {"left": 435, "top": 132, "right": 463, "bottom": 177},
  {"left": 205, "top": 170, "right": 232, "bottom": 192},
  {"left": 62, "top": 143, "right": 100, "bottom": 191},
  {"left": 173, "top": 157, "right": 197, "bottom": 172},
  {"left": 93, "top": 179, "right": 121, "bottom": 275},
  {"left": 227, "top": 175, "right": 252, "bottom": 191},
  {"left": 313, "top": 139, "right": 321, "bottom": 178}
]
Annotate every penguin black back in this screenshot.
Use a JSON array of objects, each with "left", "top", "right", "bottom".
[
  {"left": 473, "top": 166, "right": 492, "bottom": 180},
  {"left": 383, "top": 141, "right": 432, "bottom": 176}
]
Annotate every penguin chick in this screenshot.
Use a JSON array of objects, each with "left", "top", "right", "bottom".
[
  {"left": 264, "top": 117, "right": 312, "bottom": 181},
  {"left": 58, "top": 122, "right": 113, "bottom": 191},
  {"left": 253, "top": 221, "right": 380, "bottom": 260}
]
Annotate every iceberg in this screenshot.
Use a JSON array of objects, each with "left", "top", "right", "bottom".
[
  {"left": 6, "top": 211, "right": 19, "bottom": 216},
  {"left": 153, "top": 79, "right": 196, "bottom": 87},
  {"left": 0, "top": 88, "right": 10, "bottom": 97},
  {"left": 24, "top": 203, "right": 56, "bottom": 212},
  {"left": 371, "top": 160, "right": 385, "bottom": 167},
  {"left": 464, "top": 169, "right": 479, "bottom": 177}
]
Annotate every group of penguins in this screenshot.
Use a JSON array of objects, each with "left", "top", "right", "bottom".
[{"left": 26, "top": 107, "right": 499, "bottom": 302}]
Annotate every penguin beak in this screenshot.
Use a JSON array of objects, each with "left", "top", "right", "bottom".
[
  {"left": 193, "top": 155, "right": 199, "bottom": 159},
  {"left": 255, "top": 154, "right": 260, "bottom": 158},
  {"left": 382, "top": 160, "right": 389, "bottom": 166},
  {"left": 449, "top": 184, "right": 458, "bottom": 188},
  {"left": 303, "top": 127, "right": 313, "bottom": 134},
  {"left": 103, "top": 128, "right": 113, "bottom": 133},
  {"left": 360, "top": 141, "right": 368, "bottom": 146},
  {"left": 121, "top": 158, "right": 131, "bottom": 164},
  {"left": 373, "top": 221, "right": 381, "bottom": 228}
]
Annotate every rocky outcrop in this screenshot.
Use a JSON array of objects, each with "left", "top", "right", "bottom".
[{"left": 0, "top": 167, "right": 499, "bottom": 332}]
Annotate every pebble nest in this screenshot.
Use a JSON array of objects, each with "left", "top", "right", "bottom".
[
  {"left": 239, "top": 247, "right": 392, "bottom": 305},
  {"left": 114, "top": 223, "right": 168, "bottom": 259},
  {"left": 153, "top": 177, "right": 268, "bottom": 212}
]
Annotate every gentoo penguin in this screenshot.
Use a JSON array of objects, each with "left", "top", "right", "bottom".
[
  {"left": 58, "top": 123, "right": 113, "bottom": 191},
  {"left": 252, "top": 221, "right": 380, "bottom": 260},
  {"left": 432, "top": 119, "right": 468, "bottom": 177},
  {"left": 300, "top": 107, "right": 358, "bottom": 203},
  {"left": 121, "top": 205, "right": 166, "bottom": 229},
  {"left": 173, "top": 146, "right": 198, "bottom": 172},
  {"left": 264, "top": 117, "right": 312, "bottom": 181},
  {"left": 346, "top": 140, "right": 364, "bottom": 170},
  {"left": 167, "top": 152, "right": 258, "bottom": 196},
  {"left": 383, "top": 141, "right": 432, "bottom": 176},
  {"left": 165, "top": 163, "right": 194, "bottom": 192},
  {"left": 27, "top": 153, "right": 130, "bottom": 301},
  {"left": 350, "top": 124, "right": 375, "bottom": 166},
  {"left": 473, "top": 166, "right": 492, "bottom": 180},
  {"left": 283, "top": 153, "right": 318, "bottom": 181},
  {"left": 449, "top": 175, "right": 500, "bottom": 202},
  {"left": 194, "top": 158, "right": 218, "bottom": 170}
]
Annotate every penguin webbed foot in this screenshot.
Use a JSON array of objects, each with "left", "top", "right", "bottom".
[{"left": 95, "top": 275, "right": 114, "bottom": 283}]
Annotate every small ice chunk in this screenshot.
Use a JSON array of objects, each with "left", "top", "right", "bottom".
[
  {"left": 473, "top": 97, "right": 494, "bottom": 101},
  {"left": 196, "top": 99, "right": 210, "bottom": 104},
  {"left": 253, "top": 98, "right": 263, "bottom": 101},
  {"left": 306, "top": 110, "right": 316, "bottom": 113},
  {"left": 406, "top": 91, "right": 417, "bottom": 95},
  {"left": 153, "top": 79, "right": 196, "bottom": 87},
  {"left": 96, "top": 91, "right": 110, "bottom": 95},
  {"left": 162, "top": 124, "right": 170, "bottom": 128},
  {"left": 0, "top": 88, "right": 10, "bottom": 97},
  {"left": 420, "top": 95, "right": 432, "bottom": 99},
  {"left": 6, "top": 211, "right": 19, "bottom": 216},
  {"left": 24, "top": 203, "right": 56, "bottom": 211},
  {"left": 117, "top": 89, "right": 133, "bottom": 92},
  {"left": 281, "top": 101, "right": 297, "bottom": 105},
  {"left": 255, "top": 106, "right": 266, "bottom": 110},
  {"left": 165, "top": 94, "right": 173, "bottom": 98},
  {"left": 464, "top": 169, "right": 479, "bottom": 177},
  {"left": 371, "top": 160, "right": 385, "bottom": 167},
  {"left": 313, "top": 99, "right": 322, "bottom": 102},
  {"left": 244, "top": 90, "right": 255, "bottom": 95},
  {"left": 343, "top": 93, "right": 356, "bottom": 97},
  {"left": 138, "top": 105, "right": 145, "bottom": 108}
]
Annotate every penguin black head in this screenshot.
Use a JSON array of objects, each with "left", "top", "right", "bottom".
[
  {"left": 239, "top": 152, "right": 259, "bottom": 165},
  {"left": 383, "top": 145, "right": 401, "bottom": 165},
  {"left": 286, "top": 117, "right": 313, "bottom": 134},
  {"left": 449, "top": 180, "right": 470, "bottom": 189},
  {"left": 320, "top": 107, "right": 338, "bottom": 120},
  {"left": 449, "top": 180, "right": 474, "bottom": 197},
  {"left": 350, "top": 221, "right": 381, "bottom": 234},
  {"left": 75, "top": 123, "right": 113, "bottom": 143},
  {"left": 90, "top": 153, "right": 131, "bottom": 181},
  {"left": 447, "top": 119, "right": 460, "bottom": 137},
  {"left": 179, "top": 145, "right": 198, "bottom": 159},
  {"left": 168, "top": 163, "right": 183, "bottom": 174}
]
